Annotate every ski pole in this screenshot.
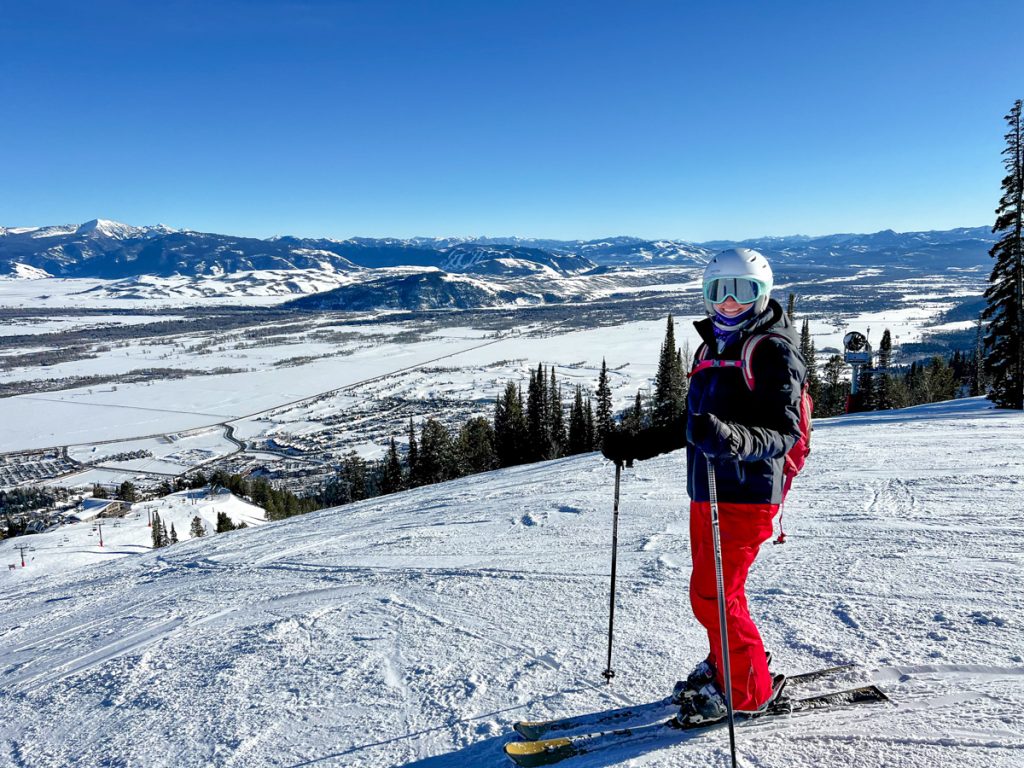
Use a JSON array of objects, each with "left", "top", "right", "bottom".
[
  {"left": 602, "top": 461, "right": 622, "bottom": 684},
  {"left": 707, "top": 459, "right": 738, "bottom": 768}
]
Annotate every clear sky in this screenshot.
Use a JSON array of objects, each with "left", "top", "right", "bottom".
[{"left": 3, "top": 0, "right": 1021, "bottom": 241}]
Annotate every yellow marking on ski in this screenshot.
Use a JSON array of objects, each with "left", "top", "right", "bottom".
[{"left": 504, "top": 737, "right": 572, "bottom": 756}]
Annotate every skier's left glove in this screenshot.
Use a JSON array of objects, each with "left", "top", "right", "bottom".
[{"left": 689, "top": 412, "right": 740, "bottom": 459}]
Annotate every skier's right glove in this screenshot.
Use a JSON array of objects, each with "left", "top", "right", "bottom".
[
  {"left": 689, "top": 412, "right": 740, "bottom": 459},
  {"left": 600, "top": 429, "right": 636, "bottom": 467}
]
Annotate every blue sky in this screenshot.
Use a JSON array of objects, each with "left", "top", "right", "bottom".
[{"left": 3, "top": 0, "right": 1021, "bottom": 241}]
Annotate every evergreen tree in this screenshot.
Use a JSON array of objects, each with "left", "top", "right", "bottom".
[
  {"left": 169, "top": 523, "right": 178, "bottom": 544},
  {"left": 622, "top": 390, "right": 645, "bottom": 433},
  {"left": 972, "top": 317, "right": 988, "bottom": 396},
  {"left": 341, "top": 452, "right": 369, "bottom": 502},
  {"left": 92, "top": 484, "right": 109, "bottom": 500},
  {"left": 151, "top": 512, "right": 164, "bottom": 549},
  {"left": 457, "top": 416, "right": 497, "bottom": 475},
  {"left": 653, "top": 315, "right": 686, "bottom": 427},
  {"left": 921, "top": 356, "right": 958, "bottom": 403},
  {"left": 786, "top": 293, "right": 796, "bottom": 322},
  {"left": 567, "top": 386, "right": 589, "bottom": 455},
  {"left": 584, "top": 394, "right": 595, "bottom": 452},
  {"left": 406, "top": 418, "right": 419, "bottom": 487},
  {"left": 380, "top": 438, "right": 405, "bottom": 495},
  {"left": 118, "top": 481, "right": 137, "bottom": 503},
  {"left": 821, "top": 355, "right": 849, "bottom": 416},
  {"left": 548, "top": 367, "right": 565, "bottom": 458},
  {"left": 982, "top": 99, "right": 1024, "bottom": 409},
  {"left": 190, "top": 516, "right": 206, "bottom": 538},
  {"left": 875, "top": 329, "right": 897, "bottom": 410},
  {"left": 417, "top": 418, "right": 455, "bottom": 483},
  {"left": 799, "top": 319, "right": 822, "bottom": 410},
  {"left": 494, "top": 381, "right": 528, "bottom": 467},
  {"left": 595, "top": 358, "right": 614, "bottom": 448},
  {"left": 526, "top": 364, "right": 549, "bottom": 461},
  {"left": 856, "top": 358, "right": 876, "bottom": 412},
  {"left": 216, "top": 510, "right": 235, "bottom": 533}
]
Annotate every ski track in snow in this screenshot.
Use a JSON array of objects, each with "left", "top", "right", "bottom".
[{"left": 0, "top": 398, "right": 1022, "bottom": 767}]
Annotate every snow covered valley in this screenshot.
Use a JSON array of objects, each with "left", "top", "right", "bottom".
[{"left": 1, "top": 397, "right": 1021, "bottom": 767}]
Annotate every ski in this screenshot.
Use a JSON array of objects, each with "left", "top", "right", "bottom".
[
  {"left": 513, "top": 662, "right": 856, "bottom": 741},
  {"left": 504, "top": 684, "right": 888, "bottom": 767}
]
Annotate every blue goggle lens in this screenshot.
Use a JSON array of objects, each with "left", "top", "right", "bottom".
[{"left": 704, "top": 277, "right": 764, "bottom": 304}]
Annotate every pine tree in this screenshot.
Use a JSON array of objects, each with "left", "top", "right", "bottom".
[
  {"left": 875, "top": 329, "right": 896, "bottom": 410},
  {"left": 786, "top": 293, "right": 796, "bottom": 322},
  {"left": 567, "top": 386, "right": 589, "bottom": 454},
  {"left": 595, "top": 358, "right": 613, "bottom": 448},
  {"left": 494, "top": 381, "right": 528, "bottom": 467},
  {"left": 216, "top": 510, "right": 235, "bottom": 533},
  {"left": 821, "top": 355, "right": 849, "bottom": 416},
  {"left": 799, "top": 319, "right": 822, "bottom": 411},
  {"left": 457, "top": 416, "right": 497, "bottom": 475},
  {"left": 982, "top": 99, "right": 1024, "bottom": 409},
  {"left": 584, "top": 394, "right": 595, "bottom": 452},
  {"left": 118, "top": 481, "right": 137, "bottom": 503},
  {"left": 190, "top": 516, "right": 206, "bottom": 538},
  {"left": 548, "top": 367, "right": 565, "bottom": 458},
  {"left": 624, "top": 390, "right": 645, "bottom": 433},
  {"left": 653, "top": 315, "right": 686, "bottom": 427},
  {"left": 380, "top": 438, "right": 405, "bottom": 495},
  {"left": 92, "top": 484, "right": 109, "bottom": 500},
  {"left": 169, "top": 523, "right": 178, "bottom": 544},
  {"left": 856, "top": 359, "right": 876, "bottom": 411},
  {"left": 526, "top": 364, "right": 549, "bottom": 461},
  {"left": 340, "top": 452, "right": 368, "bottom": 502},
  {"left": 406, "top": 418, "right": 419, "bottom": 487},
  {"left": 922, "top": 356, "right": 958, "bottom": 403},
  {"left": 151, "top": 512, "right": 164, "bottom": 549},
  {"left": 972, "top": 317, "right": 988, "bottom": 397},
  {"left": 417, "top": 418, "right": 455, "bottom": 483}
]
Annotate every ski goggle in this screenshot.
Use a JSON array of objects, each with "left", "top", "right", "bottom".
[{"left": 703, "top": 277, "right": 767, "bottom": 304}]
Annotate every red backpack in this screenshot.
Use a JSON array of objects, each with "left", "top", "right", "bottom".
[{"left": 689, "top": 333, "right": 813, "bottom": 543}]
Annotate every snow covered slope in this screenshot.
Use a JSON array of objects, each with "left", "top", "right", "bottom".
[
  {"left": 0, "top": 398, "right": 1021, "bottom": 768},
  {"left": 0, "top": 489, "right": 266, "bottom": 581}
]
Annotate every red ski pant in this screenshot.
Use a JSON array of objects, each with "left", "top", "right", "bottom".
[{"left": 689, "top": 500, "right": 777, "bottom": 711}]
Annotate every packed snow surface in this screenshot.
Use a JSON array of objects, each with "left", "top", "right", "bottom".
[{"left": 1, "top": 398, "right": 1022, "bottom": 767}]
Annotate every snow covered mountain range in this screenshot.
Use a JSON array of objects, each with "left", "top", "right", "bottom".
[
  {"left": 0, "top": 220, "right": 998, "bottom": 310},
  {"left": 1, "top": 398, "right": 1021, "bottom": 767}
]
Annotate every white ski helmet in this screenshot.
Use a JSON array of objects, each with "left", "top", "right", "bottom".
[{"left": 702, "top": 247, "right": 774, "bottom": 320}]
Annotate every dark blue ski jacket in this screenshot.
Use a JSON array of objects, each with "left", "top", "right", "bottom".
[
  {"left": 611, "top": 299, "right": 806, "bottom": 505},
  {"left": 686, "top": 299, "right": 806, "bottom": 505}
]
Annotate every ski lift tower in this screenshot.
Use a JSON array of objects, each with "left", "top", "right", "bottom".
[{"left": 843, "top": 331, "right": 872, "bottom": 412}]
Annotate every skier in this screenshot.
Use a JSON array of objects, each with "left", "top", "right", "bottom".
[{"left": 601, "top": 247, "right": 807, "bottom": 725}]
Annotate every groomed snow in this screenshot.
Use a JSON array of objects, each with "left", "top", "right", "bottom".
[{"left": 0, "top": 397, "right": 1021, "bottom": 767}]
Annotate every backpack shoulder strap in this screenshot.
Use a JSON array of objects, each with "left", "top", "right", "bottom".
[{"left": 739, "top": 332, "right": 797, "bottom": 390}]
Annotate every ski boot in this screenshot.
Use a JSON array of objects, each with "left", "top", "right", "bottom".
[
  {"left": 670, "top": 651, "right": 773, "bottom": 705},
  {"left": 677, "top": 680, "right": 729, "bottom": 725},
  {"left": 677, "top": 673, "right": 788, "bottom": 727},
  {"left": 671, "top": 658, "right": 716, "bottom": 705}
]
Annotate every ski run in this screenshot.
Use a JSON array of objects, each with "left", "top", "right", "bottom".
[{"left": 1, "top": 397, "right": 1022, "bottom": 767}]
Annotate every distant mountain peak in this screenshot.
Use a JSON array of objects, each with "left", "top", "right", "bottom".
[{"left": 75, "top": 219, "right": 142, "bottom": 239}]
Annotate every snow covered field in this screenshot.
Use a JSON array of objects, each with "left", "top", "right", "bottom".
[{"left": 1, "top": 397, "right": 1021, "bottom": 767}]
